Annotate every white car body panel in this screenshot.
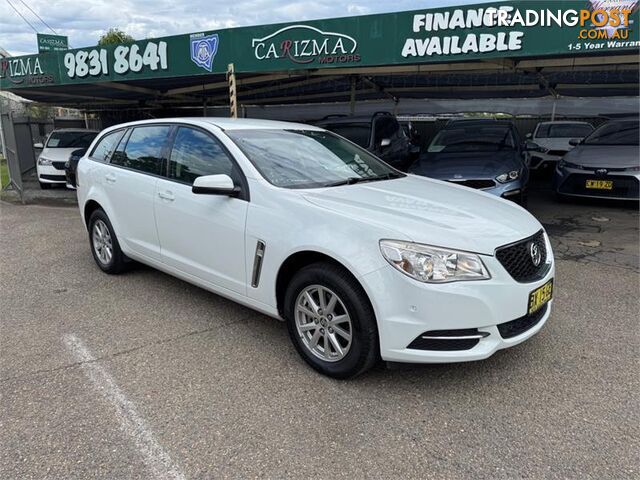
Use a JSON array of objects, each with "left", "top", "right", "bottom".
[{"left": 77, "top": 118, "right": 554, "bottom": 364}]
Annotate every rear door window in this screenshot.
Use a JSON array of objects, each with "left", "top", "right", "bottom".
[
  {"left": 90, "top": 130, "right": 125, "bottom": 162},
  {"left": 111, "top": 126, "right": 171, "bottom": 175}
]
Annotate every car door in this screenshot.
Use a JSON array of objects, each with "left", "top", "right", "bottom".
[
  {"left": 154, "top": 126, "right": 249, "bottom": 295},
  {"left": 107, "top": 125, "right": 172, "bottom": 261}
]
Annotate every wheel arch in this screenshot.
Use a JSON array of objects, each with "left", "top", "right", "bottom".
[{"left": 275, "top": 250, "right": 372, "bottom": 319}]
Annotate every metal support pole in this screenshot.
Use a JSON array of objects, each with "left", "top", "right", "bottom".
[
  {"left": 203, "top": 98, "right": 208, "bottom": 117},
  {"left": 550, "top": 96, "right": 557, "bottom": 122},
  {"left": 227, "top": 63, "right": 238, "bottom": 119},
  {"left": 349, "top": 76, "right": 356, "bottom": 116}
]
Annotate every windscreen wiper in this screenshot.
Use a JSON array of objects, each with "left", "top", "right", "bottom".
[{"left": 323, "top": 172, "right": 402, "bottom": 187}]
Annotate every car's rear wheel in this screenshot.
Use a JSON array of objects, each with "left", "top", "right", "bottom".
[
  {"left": 88, "top": 209, "right": 127, "bottom": 274},
  {"left": 284, "top": 262, "right": 379, "bottom": 378}
]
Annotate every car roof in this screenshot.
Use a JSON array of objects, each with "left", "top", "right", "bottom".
[
  {"left": 444, "top": 119, "right": 514, "bottom": 128},
  {"left": 536, "top": 121, "right": 592, "bottom": 125},
  {"left": 51, "top": 128, "right": 99, "bottom": 133},
  {"left": 103, "top": 117, "right": 323, "bottom": 132},
  {"left": 315, "top": 113, "right": 395, "bottom": 126}
]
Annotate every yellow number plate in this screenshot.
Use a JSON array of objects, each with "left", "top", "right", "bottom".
[
  {"left": 528, "top": 279, "right": 553, "bottom": 315},
  {"left": 585, "top": 180, "right": 613, "bottom": 190}
]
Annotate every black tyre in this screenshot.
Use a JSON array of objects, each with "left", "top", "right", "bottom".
[
  {"left": 88, "top": 209, "right": 127, "bottom": 274},
  {"left": 284, "top": 262, "right": 379, "bottom": 378},
  {"left": 39, "top": 182, "right": 51, "bottom": 189}
]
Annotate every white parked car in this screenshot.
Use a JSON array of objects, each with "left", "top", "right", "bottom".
[
  {"left": 526, "top": 121, "right": 594, "bottom": 170},
  {"left": 77, "top": 118, "right": 555, "bottom": 378},
  {"left": 35, "top": 129, "right": 98, "bottom": 189}
]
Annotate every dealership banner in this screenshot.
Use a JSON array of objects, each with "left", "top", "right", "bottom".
[{"left": 1, "top": 0, "right": 638, "bottom": 90}]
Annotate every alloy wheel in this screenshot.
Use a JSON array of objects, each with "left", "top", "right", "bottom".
[
  {"left": 92, "top": 219, "right": 113, "bottom": 265},
  {"left": 295, "top": 285, "right": 353, "bottom": 362}
]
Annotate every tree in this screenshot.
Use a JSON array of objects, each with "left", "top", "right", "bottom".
[{"left": 98, "top": 28, "right": 135, "bottom": 46}]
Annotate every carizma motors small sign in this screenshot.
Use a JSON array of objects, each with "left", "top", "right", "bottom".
[{"left": 251, "top": 25, "right": 361, "bottom": 65}]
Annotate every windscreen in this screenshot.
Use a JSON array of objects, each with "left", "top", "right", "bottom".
[
  {"left": 535, "top": 123, "right": 594, "bottom": 138},
  {"left": 428, "top": 125, "right": 516, "bottom": 153},
  {"left": 46, "top": 131, "right": 97, "bottom": 148},
  {"left": 226, "top": 129, "right": 400, "bottom": 189},
  {"left": 583, "top": 121, "right": 639, "bottom": 146}
]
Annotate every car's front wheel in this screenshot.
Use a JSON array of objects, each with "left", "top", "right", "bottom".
[
  {"left": 88, "top": 209, "right": 127, "bottom": 274},
  {"left": 284, "top": 262, "right": 379, "bottom": 378}
]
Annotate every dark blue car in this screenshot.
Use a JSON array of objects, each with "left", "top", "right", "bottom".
[{"left": 409, "top": 120, "right": 533, "bottom": 206}]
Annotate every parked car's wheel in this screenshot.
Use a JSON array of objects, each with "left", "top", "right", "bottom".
[
  {"left": 88, "top": 209, "right": 127, "bottom": 274},
  {"left": 39, "top": 182, "right": 51, "bottom": 189},
  {"left": 284, "top": 262, "right": 379, "bottom": 378}
]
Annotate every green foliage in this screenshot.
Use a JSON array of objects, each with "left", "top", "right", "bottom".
[{"left": 98, "top": 28, "right": 135, "bottom": 46}]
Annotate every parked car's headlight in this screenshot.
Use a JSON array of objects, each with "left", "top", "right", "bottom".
[
  {"left": 379, "top": 240, "right": 490, "bottom": 283},
  {"left": 495, "top": 170, "right": 520, "bottom": 183},
  {"left": 558, "top": 160, "right": 583, "bottom": 170},
  {"left": 625, "top": 165, "right": 640, "bottom": 172},
  {"left": 38, "top": 157, "right": 53, "bottom": 166}
]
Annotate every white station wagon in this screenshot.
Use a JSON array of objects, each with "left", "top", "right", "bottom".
[{"left": 77, "top": 118, "right": 555, "bottom": 378}]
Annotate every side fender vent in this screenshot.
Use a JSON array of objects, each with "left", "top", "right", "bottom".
[{"left": 251, "top": 240, "right": 266, "bottom": 288}]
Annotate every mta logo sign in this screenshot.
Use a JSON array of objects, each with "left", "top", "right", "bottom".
[{"left": 190, "top": 34, "right": 219, "bottom": 72}]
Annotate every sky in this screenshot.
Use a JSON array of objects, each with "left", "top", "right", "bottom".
[{"left": 0, "top": 0, "right": 491, "bottom": 56}]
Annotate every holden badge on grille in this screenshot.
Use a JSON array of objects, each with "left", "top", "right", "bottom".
[{"left": 529, "top": 241, "right": 542, "bottom": 267}]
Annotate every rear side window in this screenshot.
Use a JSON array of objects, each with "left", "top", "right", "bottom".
[
  {"left": 111, "top": 126, "right": 171, "bottom": 175},
  {"left": 168, "top": 127, "right": 237, "bottom": 184},
  {"left": 90, "top": 130, "right": 125, "bottom": 162}
]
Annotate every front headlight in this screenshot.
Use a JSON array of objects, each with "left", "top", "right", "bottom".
[
  {"left": 558, "top": 160, "right": 583, "bottom": 170},
  {"left": 379, "top": 240, "right": 490, "bottom": 283},
  {"left": 38, "top": 157, "right": 53, "bottom": 166},
  {"left": 495, "top": 170, "right": 520, "bottom": 183}
]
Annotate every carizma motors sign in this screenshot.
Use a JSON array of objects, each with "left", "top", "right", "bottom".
[{"left": 251, "top": 25, "right": 361, "bottom": 65}]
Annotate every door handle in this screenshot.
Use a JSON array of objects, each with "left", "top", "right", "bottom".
[
  {"left": 158, "top": 190, "right": 175, "bottom": 201},
  {"left": 105, "top": 173, "right": 116, "bottom": 183}
]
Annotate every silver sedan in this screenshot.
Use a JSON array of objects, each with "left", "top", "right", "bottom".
[{"left": 553, "top": 119, "right": 639, "bottom": 201}]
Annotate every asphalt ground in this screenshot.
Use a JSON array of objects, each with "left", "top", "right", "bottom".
[{"left": 1, "top": 180, "right": 638, "bottom": 479}]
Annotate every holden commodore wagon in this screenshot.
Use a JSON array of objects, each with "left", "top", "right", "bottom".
[{"left": 77, "top": 118, "right": 554, "bottom": 378}]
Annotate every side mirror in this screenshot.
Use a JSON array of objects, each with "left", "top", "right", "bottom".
[
  {"left": 380, "top": 138, "right": 391, "bottom": 149},
  {"left": 525, "top": 133, "right": 532, "bottom": 139},
  {"left": 192, "top": 174, "right": 240, "bottom": 197},
  {"left": 33, "top": 142, "right": 43, "bottom": 149},
  {"left": 568, "top": 138, "right": 581, "bottom": 146}
]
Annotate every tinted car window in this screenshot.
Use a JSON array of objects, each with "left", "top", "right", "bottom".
[
  {"left": 374, "top": 117, "right": 399, "bottom": 144},
  {"left": 169, "top": 127, "right": 236, "bottom": 184},
  {"left": 324, "top": 123, "right": 371, "bottom": 148},
  {"left": 536, "top": 124, "right": 594, "bottom": 138},
  {"left": 583, "top": 121, "right": 639, "bottom": 146},
  {"left": 111, "top": 126, "right": 170, "bottom": 175},
  {"left": 90, "top": 130, "right": 125, "bottom": 162},
  {"left": 428, "top": 125, "right": 516, "bottom": 153},
  {"left": 46, "top": 131, "right": 97, "bottom": 148}
]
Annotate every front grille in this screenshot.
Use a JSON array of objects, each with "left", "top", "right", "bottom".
[
  {"left": 559, "top": 174, "right": 639, "bottom": 199},
  {"left": 52, "top": 161, "right": 67, "bottom": 170},
  {"left": 39, "top": 174, "right": 66, "bottom": 181},
  {"left": 448, "top": 179, "right": 495, "bottom": 189},
  {"left": 498, "top": 304, "right": 548, "bottom": 339},
  {"left": 495, "top": 230, "right": 549, "bottom": 283},
  {"left": 407, "top": 329, "right": 483, "bottom": 351}
]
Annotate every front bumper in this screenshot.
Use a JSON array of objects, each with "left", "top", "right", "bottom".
[
  {"left": 553, "top": 167, "right": 639, "bottom": 200},
  {"left": 361, "top": 247, "right": 554, "bottom": 363},
  {"left": 37, "top": 164, "right": 66, "bottom": 184}
]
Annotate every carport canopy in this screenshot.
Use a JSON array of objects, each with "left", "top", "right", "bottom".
[{"left": 1, "top": 0, "right": 638, "bottom": 114}]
